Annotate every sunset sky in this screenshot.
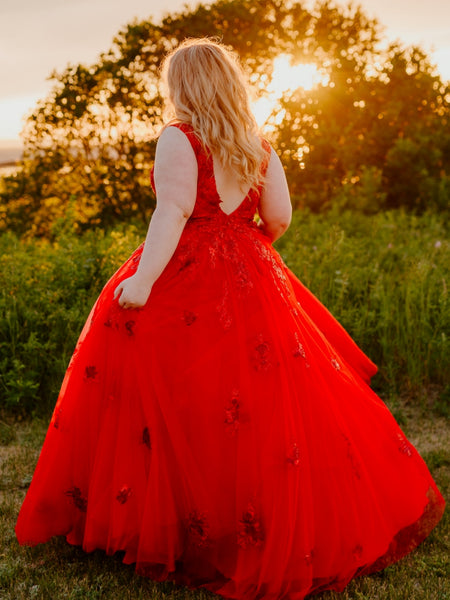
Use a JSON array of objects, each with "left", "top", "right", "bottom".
[{"left": 1, "top": 0, "right": 449, "bottom": 154}]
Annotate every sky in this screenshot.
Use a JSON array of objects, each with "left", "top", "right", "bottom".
[{"left": 0, "top": 0, "right": 449, "bottom": 155}]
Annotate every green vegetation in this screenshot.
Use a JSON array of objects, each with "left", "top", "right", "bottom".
[
  {"left": 0, "top": 2, "right": 448, "bottom": 597},
  {"left": 0, "top": 209, "right": 448, "bottom": 417},
  {"left": 0, "top": 0, "right": 449, "bottom": 235}
]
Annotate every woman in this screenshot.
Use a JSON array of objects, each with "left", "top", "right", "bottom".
[{"left": 16, "top": 38, "right": 445, "bottom": 599}]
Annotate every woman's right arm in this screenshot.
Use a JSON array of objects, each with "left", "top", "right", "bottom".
[{"left": 258, "top": 147, "right": 292, "bottom": 242}]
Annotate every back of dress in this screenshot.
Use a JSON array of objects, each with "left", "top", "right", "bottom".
[{"left": 16, "top": 120, "right": 445, "bottom": 600}]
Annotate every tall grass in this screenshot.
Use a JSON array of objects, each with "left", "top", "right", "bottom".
[
  {"left": 0, "top": 209, "right": 448, "bottom": 416},
  {"left": 276, "top": 209, "right": 449, "bottom": 405}
]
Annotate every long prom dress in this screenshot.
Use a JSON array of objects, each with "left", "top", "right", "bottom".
[{"left": 16, "top": 122, "right": 445, "bottom": 600}]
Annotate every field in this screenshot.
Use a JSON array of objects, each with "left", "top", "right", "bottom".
[
  {"left": 0, "top": 207, "right": 449, "bottom": 599},
  {"left": 1, "top": 208, "right": 448, "bottom": 416},
  {"left": 0, "top": 399, "right": 448, "bottom": 600}
]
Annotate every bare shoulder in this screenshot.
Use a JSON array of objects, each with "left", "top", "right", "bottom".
[
  {"left": 259, "top": 145, "right": 292, "bottom": 235},
  {"left": 155, "top": 125, "right": 196, "bottom": 163},
  {"left": 262, "top": 146, "right": 290, "bottom": 199},
  {"left": 154, "top": 125, "right": 198, "bottom": 187},
  {"left": 265, "top": 145, "right": 285, "bottom": 176}
]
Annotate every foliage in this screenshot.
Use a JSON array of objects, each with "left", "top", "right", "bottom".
[
  {"left": 0, "top": 209, "right": 448, "bottom": 417},
  {"left": 1, "top": 0, "right": 449, "bottom": 237},
  {"left": 275, "top": 44, "right": 450, "bottom": 213},
  {"left": 0, "top": 227, "right": 143, "bottom": 415},
  {"left": 276, "top": 209, "right": 450, "bottom": 402}
]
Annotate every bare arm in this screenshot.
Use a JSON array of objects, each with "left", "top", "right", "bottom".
[
  {"left": 114, "top": 127, "right": 197, "bottom": 308},
  {"left": 258, "top": 147, "right": 292, "bottom": 242}
]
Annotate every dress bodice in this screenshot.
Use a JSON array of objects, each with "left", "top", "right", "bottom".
[{"left": 150, "top": 122, "right": 271, "bottom": 224}]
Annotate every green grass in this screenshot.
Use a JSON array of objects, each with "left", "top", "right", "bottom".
[
  {"left": 276, "top": 208, "right": 450, "bottom": 408},
  {"left": 1, "top": 209, "right": 449, "bottom": 417},
  {"left": 0, "top": 400, "right": 448, "bottom": 600}
]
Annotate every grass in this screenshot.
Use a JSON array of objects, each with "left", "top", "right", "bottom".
[
  {"left": 1, "top": 209, "right": 449, "bottom": 416},
  {"left": 0, "top": 399, "right": 448, "bottom": 600}
]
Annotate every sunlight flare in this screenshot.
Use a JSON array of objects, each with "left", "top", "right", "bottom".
[{"left": 253, "top": 54, "right": 328, "bottom": 127}]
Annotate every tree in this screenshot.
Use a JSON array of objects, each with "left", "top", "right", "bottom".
[
  {"left": 1, "top": 0, "right": 448, "bottom": 237},
  {"left": 275, "top": 36, "right": 450, "bottom": 211}
]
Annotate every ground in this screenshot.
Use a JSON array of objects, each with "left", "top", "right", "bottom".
[{"left": 0, "top": 397, "right": 448, "bottom": 600}]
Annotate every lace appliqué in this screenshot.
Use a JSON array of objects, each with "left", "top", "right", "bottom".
[
  {"left": 104, "top": 299, "right": 141, "bottom": 334},
  {"left": 286, "top": 442, "right": 301, "bottom": 466},
  {"left": 125, "top": 320, "right": 135, "bottom": 336},
  {"left": 183, "top": 310, "right": 197, "bottom": 326},
  {"left": 396, "top": 432, "right": 413, "bottom": 456},
  {"left": 65, "top": 487, "right": 87, "bottom": 512},
  {"left": 216, "top": 282, "right": 233, "bottom": 331},
  {"left": 174, "top": 245, "right": 199, "bottom": 282},
  {"left": 224, "top": 389, "right": 241, "bottom": 435},
  {"left": 251, "top": 334, "right": 277, "bottom": 371},
  {"left": 84, "top": 365, "right": 98, "bottom": 380},
  {"left": 142, "top": 426, "right": 152, "bottom": 450},
  {"left": 188, "top": 510, "right": 210, "bottom": 548},
  {"left": 292, "top": 332, "right": 310, "bottom": 367},
  {"left": 237, "top": 503, "right": 264, "bottom": 549},
  {"left": 253, "top": 238, "right": 293, "bottom": 306},
  {"left": 304, "top": 549, "right": 315, "bottom": 566},
  {"left": 331, "top": 357, "right": 341, "bottom": 371},
  {"left": 207, "top": 227, "right": 255, "bottom": 294},
  {"left": 116, "top": 486, "right": 132, "bottom": 504},
  {"left": 352, "top": 544, "right": 364, "bottom": 560}
]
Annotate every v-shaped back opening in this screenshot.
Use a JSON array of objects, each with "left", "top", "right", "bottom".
[{"left": 211, "top": 156, "right": 253, "bottom": 216}]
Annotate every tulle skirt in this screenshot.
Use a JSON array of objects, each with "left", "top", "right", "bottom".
[{"left": 16, "top": 222, "right": 445, "bottom": 599}]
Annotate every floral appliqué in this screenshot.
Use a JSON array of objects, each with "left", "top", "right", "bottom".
[
  {"left": 177, "top": 252, "right": 197, "bottom": 276},
  {"left": 188, "top": 510, "right": 210, "bottom": 547},
  {"left": 237, "top": 503, "right": 264, "bottom": 549},
  {"left": 116, "top": 486, "right": 132, "bottom": 504},
  {"left": 84, "top": 365, "right": 98, "bottom": 380},
  {"left": 252, "top": 334, "right": 276, "bottom": 371},
  {"left": 216, "top": 283, "right": 233, "bottom": 331},
  {"left": 183, "top": 310, "right": 197, "bottom": 326},
  {"left": 65, "top": 487, "right": 87, "bottom": 512},
  {"left": 304, "top": 549, "right": 315, "bottom": 566},
  {"left": 396, "top": 432, "right": 413, "bottom": 456},
  {"left": 224, "top": 389, "right": 241, "bottom": 435},
  {"left": 292, "top": 332, "right": 306, "bottom": 359},
  {"left": 253, "top": 239, "right": 293, "bottom": 306},
  {"left": 331, "top": 358, "right": 341, "bottom": 371},
  {"left": 352, "top": 544, "right": 363, "bottom": 560},
  {"left": 125, "top": 320, "right": 135, "bottom": 336},
  {"left": 286, "top": 442, "right": 301, "bottom": 467},
  {"left": 142, "top": 426, "right": 151, "bottom": 450}
]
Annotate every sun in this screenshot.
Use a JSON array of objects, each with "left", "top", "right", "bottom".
[{"left": 252, "top": 54, "right": 328, "bottom": 127}]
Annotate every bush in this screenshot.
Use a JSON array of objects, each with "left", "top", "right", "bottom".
[
  {"left": 0, "top": 226, "right": 143, "bottom": 415},
  {"left": 276, "top": 208, "right": 449, "bottom": 402},
  {"left": 0, "top": 209, "right": 448, "bottom": 416}
]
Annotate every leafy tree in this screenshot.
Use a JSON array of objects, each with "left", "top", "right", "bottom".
[
  {"left": 1, "top": 0, "right": 448, "bottom": 237},
  {"left": 275, "top": 39, "right": 450, "bottom": 211}
]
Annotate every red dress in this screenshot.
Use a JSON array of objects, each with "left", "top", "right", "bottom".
[{"left": 16, "top": 122, "right": 445, "bottom": 599}]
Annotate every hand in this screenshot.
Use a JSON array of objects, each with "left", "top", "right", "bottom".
[{"left": 113, "top": 274, "right": 152, "bottom": 309}]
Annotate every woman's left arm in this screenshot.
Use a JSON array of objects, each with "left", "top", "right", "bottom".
[{"left": 114, "top": 126, "right": 197, "bottom": 308}]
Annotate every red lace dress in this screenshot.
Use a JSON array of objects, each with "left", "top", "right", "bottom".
[{"left": 16, "top": 122, "right": 445, "bottom": 600}]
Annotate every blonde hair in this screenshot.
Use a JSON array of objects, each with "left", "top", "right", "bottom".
[{"left": 160, "top": 38, "right": 266, "bottom": 191}]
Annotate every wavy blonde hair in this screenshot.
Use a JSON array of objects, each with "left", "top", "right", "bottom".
[{"left": 160, "top": 38, "right": 267, "bottom": 191}]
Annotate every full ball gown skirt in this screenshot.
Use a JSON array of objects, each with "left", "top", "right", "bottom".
[{"left": 16, "top": 123, "right": 445, "bottom": 600}]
